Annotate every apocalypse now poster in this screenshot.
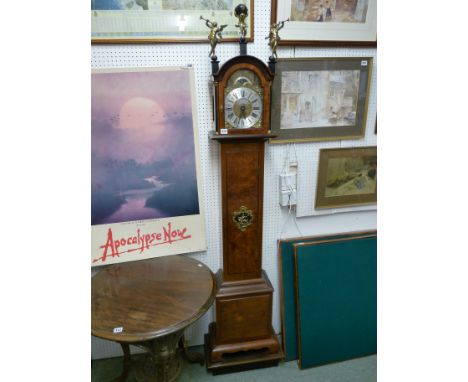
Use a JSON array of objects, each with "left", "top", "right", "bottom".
[{"left": 91, "top": 67, "right": 206, "bottom": 266}]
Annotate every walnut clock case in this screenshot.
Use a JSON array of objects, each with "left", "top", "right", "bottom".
[{"left": 205, "top": 53, "right": 283, "bottom": 374}]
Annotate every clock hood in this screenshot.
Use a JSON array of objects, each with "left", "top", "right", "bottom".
[{"left": 213, "top": 55, "right": 274, "bottom": 82}]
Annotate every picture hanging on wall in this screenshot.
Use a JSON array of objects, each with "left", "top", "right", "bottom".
[
  {"left": 271, "top": 0, "right": 376, "bottom": 46},
  {"left": 270, "top": 57, "right": 372, "bottom": 144},
  {"left": 91, "top": 0, "right": 253, "bottom": 43},
  {"left": 315, "top": 146, "right": 377, "bottom": 209},
  {"left": 91, "top": 67, "right": 206, "bottom": 266}
]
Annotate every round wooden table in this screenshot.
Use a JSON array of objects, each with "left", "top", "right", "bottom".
[{"left": 92, "top": 255, "right": 216, "bottom": 382}]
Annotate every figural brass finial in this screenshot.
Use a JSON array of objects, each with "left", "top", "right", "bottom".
[
  {"left": 233, "top": 206, "right": 253, "bottom": 232},
  {"left": 266, "top": 18, "right": 289, "bottom": 61},
  {"left": 234, "top": 4, "right": 248, "bottom": 40},
  {"left": 200, "top": 15, "right": 227, "bottom": 60}
]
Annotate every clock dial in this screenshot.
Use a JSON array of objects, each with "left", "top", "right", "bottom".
[{"left": 224, "top": 87, "right": 262, "bottom": 129}]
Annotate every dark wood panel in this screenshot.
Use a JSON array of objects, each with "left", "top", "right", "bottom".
[
  {"left": 209, "top": 131, "right": 277, "bottom": 142},
  {"left": 221, "top": 142, "right": 265, "bottom": 280},
  {"left": 206, "top": 271, "right": 282, "bottom": 368},
  {"left": 217, "top": 294, "right": 272, "bottom": 343}
]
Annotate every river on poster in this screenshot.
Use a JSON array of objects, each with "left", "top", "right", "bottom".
[{"left": 91, "top": 67, "right": 206, "bottom": 266}]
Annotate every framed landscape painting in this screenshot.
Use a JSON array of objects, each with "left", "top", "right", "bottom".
[
  {"left": 91, "top": 67, "right": 206, "bottom": 266},
  {"left": 270, "top": 57, "right": 372, "bottom": 144},
  {"left": 91, "top": 0, "right": 253, "bottom": 43},
  {"left": 315, "top": 146, "right": 377, "bottom": 209},
  {"left": 271, "top": 0, "right": 376, "bottom": 46}
]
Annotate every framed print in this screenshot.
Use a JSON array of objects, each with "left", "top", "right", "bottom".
[
  {"left": 91, "top": 67, "right": 206, "bottom": 266},
  {"left": 91, "top": 0, "right": 253, "bottom": 43},
  {"left": 271, "top": 0, "right": 376, "bottom": 46},
  {"left": 270, "top": 57, "right": 372, "bottom": 144},
  {"left": 315, "top": 146, "right": 377, "bottom": 209}
]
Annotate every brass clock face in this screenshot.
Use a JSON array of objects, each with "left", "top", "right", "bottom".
[
  {"left": 223, "top": 69, "right": 263, "bottom": 129},
  {"left": 224, "top": 87, "right": 262, "bottom": 129}
]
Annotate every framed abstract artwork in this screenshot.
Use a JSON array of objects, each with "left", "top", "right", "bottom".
[
  {"left": 315, "top": 146, "right": 377, "bottom": 209},
  {"left": 270, "top": 57, "right": 372, "bottom": 143},
  {"left": 91, "top": 67, "right": 206, "bottom": 266},
  {"left": 271, "top": 0, "right": 376, "bottom": 46},
  {"left": 91, "top": 0, "right": 253, "bottom": 43}
]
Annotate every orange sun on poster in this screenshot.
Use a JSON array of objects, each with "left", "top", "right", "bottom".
[{"left": 118, "top": 97, "right": 166, "bottom": 138}]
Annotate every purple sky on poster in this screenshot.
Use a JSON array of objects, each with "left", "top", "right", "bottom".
[{"left": 91, "top": 69, "right": 200, "bottom": 226}]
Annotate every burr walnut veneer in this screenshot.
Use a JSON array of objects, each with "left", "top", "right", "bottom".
[{"left": 205, "top": 53, "right": 283, "bottom": 374}]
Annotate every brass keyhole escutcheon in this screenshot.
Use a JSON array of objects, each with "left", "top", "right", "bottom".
[{"left": 232, "top": 206, "right": 253, "bottom": 232}]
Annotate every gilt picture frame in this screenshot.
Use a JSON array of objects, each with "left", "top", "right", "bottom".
[
  {"left": 315, "top": 146, "right": 377, "bottom": 209},
  {"left": 271, "top": 0, "right": 376, "bottom": 46},
  {"left": 270, "top": 57, "right": 372, "bottom": 144},
  {"left": 91, "top": 0, "right": 253, "bottom": 43}
]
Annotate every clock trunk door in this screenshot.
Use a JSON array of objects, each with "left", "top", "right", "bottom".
[{"left": 221, "top": 141, "right": 265, "bottom": 281}]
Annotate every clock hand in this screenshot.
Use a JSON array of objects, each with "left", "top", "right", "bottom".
[{"left": 240, "top": 104, "right": 247, "bottom": 118}]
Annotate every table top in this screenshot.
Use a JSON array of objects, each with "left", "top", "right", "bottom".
[{"left": 92, "top": 255, "right": 215, "bottom": 343}]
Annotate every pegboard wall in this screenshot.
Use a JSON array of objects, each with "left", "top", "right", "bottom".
[{"left": 91, "top": 0, "right": 377, "bottom": 359}]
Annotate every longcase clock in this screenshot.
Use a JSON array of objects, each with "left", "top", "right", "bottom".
[{"left": 204, "top": 13, "right": 283, "bottom": 372}]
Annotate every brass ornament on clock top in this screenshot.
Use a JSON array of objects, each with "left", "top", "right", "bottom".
[
  {"left": 200, "top": 15, "right": 227, "bottom": 61},
  {"left": 266, "top": 18, "right": 290, "bottom": 62},
  {"left": 203, "top": 3, "right": 284, "bottom": 375}
]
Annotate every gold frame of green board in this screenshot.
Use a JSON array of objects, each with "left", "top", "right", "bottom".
[
  {"left": 292, "top": 233, "right": 377, "bottom": 368},
  {"left": 315, "top": 146, "right": 377, "bottom": 209},
  {"left": 278, "top": 230, "right": 377, "bottom": 361}
]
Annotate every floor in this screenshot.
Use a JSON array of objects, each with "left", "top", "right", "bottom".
[{"left": 91, "top": 348, "right": 377, "bottom": 382}]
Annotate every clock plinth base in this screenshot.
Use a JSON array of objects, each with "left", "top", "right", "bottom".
[
  {"left": 205, "top": 321, "right": 282, "bottom": 363},
  {"left": 205, "top": 325, "right": 283, "bottom": 375},
  {"left": 204, "top": 269, "right": 283, "bottom": 374}
]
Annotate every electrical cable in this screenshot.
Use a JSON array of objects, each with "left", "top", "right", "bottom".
[{"left": 279, "top": 190, "right": 293, "bottom": 239}]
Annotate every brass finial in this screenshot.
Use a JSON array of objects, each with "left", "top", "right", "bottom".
[
  {"left": 266, "top": 18, "right": 289, "bottom": 61},
  {"left": 234, "top": 4, "right": 248, "bottom": 41},
  {"left": 200, "top": 15, "right": 227, "bottom": 61}
]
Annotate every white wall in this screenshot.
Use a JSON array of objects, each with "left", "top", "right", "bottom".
[{"left": 91, "top": 0, "right": 377, "bottom": 359}]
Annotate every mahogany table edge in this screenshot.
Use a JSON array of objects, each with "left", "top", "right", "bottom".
[
  {"left": 91, "top": 270, "right": 216, "bottom": 343},
  {"left": 91, "top": 255, "right": 217, "bottom": 382}
]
